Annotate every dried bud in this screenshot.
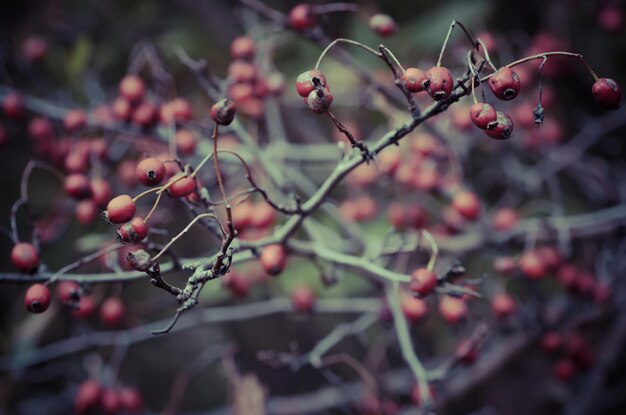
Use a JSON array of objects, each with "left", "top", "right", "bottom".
[{"left": 126, "top": 249, "right": 154, "bottom": 272}]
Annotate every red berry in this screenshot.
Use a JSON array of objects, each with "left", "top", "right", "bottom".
[
  {"left": 292, "top": 284, "right": 316, "bottom": 312},
  {"left": 556, "top": 263, "right": 578, "bottom": 291},
  {"left": 493, "top": 256, "right": 517, "bottom": 275},
  {"left": 160, "top": 98, "right": 194, "bottom": 124},
  {"left": 75, "top": 380, "right": 101, "bottom": 415},
  {"left": 64, "top": 149, "right": 90, "bottom": 173},
  {"left": 593, "top": 282, "right": 612, "bottom": 304},
  {"left": 11, "top": 242, "right": 40, "bottom": 273},
  {"left": 260, "top": 244, "right": 287, "bottom": 276},
  {"left": 24, "top": 284, "right": 51, "bottom": 313},
  {"left": 2, "top": 92, "right": 25, "bottom": 119},
  {"left": 230, "top": 36, "right": 256, "bottom": 60},
  {"left": 484, "top": 111, "right": 514, "bottom": 140},
  {"left": 452, "top": 191, "right": 481, "bottom": 220},
  {"left": 105, "top": 195, "right": 136, "bottom": 224},
  {"left": 100, "top": 388, "right": 122, "bottom": 415},
  {"left": 211, "top": 98, "right": 237, "bottom": 125},
  {"left": 28, "top": 117, "right": 54, "bottom": 142},
  {"left": 488, "top": 67, "right": 521, "bottom": 100},
  {"left": 65, "top": 173, "right": 93, "bottom": 199},
  {"left": 232, "top": 201, "right": 254, "bottom": 232},
  {"left": 306, "top": 87, "right": 333, "bottom": 113},
  {"left": 72, "top": 295, "right": 97, "bottom": 319},
  {"left": 119, "top": 387, "right": 143, "bottom": 413},
  {"left": 119, "top": 75, "right": 145, "bottom": 102},
  {"left": 491, "top": 207, "right": 519, "bottom": 231},
  {"left": 100, "top": 297, "right": 125, "bottom": 327},
  {"left": 175, "top": 130, "right": 197, "bottom": 156},
  {"left": 409, "top": 268, "right": 438, "bottom": 296},
  {"left": 469, "top": 102, "right": 498, "bottom": 129},
  {"left": 598, "top": 5, "right": 624, "bottom": 31},
  {"left": 289, "top": 4, "right": 317, "bottom": 31},
  {"left": 456, "top": 339, "right": 479, "bottom": 365},
  {"left": 491, "top": 293, "right": 516, "bottom": 319},
  {"left": 21, "top": 36, "right": 48, "bottom": 63},
  {"left": 249, "top": 202, "right": 276, "bottom": 229},
  {"left": 401, "top": 295, "right": 429, "bottom": 323},
  {"left": 136, "top": 157, "right": 165, "bottom": 187},
  {"left": 554, "top": 359, "right": 575, "bottom": 381},
  {"left": 112, "top": 97, "right": 132, "bottom": 121},
  {"left": 223, "top": 271, "right": 250, "bottom": 298},
  {"left": 117, "top": 217, "right": 149, "bottom": 243},
  {"left": 167, "top": 176, "right": 196, "bottom": 198},
  {"left": 424, "top": 66, "right": 454, "bottom": 101},
  {"left": 132, "top": 101, "right": 159, "bottom": 128},
  {"left": 63, "top": 109, "right": 88, "bottom": 132},
  {"left": 91, "top": 178, "right": 113, "bottom": 207},
  {"left": 592, "top": 78, "right": 621, "bottom": 110},
  {"left": 402, "top": 68, "right": 427, "bottom": 93},
  {"left": 295, "top": 70, "right": 327, "bottom": 98},
  {"left": 438, "top": 296, "right": 467, "bottom": 324},
  {"left": 541, "top": 331, "right": 562, "bottom": 354},
  {"left": 56, "top": 280, "right": 81, "bottom": 305},
  {"left": 519, "top": 250, "right": 546, "bottom": 280},
  {"left": 368, "top": 13, "right": 397, "bottom": 37}
]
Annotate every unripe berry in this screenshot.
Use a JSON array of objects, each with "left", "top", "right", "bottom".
[
  {"left": 401, "top": 295, "right": 429, "bottom": 323},
  {"left": 452, "top": 190, "right": 481, "bottom": 220},
  {"left": 56, "top": 280, "right": 81, "bottom": 305},
  {"left": 519, "top": 250, "right": 546, "bottom": 280},
  {"left": 260, "top": 244, "right": 287, "bottom": 276},
  {"left": 469, "top": 102, "right": 497, "bottom": 129},
  {"left": 167, "top": 176, "right": 196, "bottom": 198},
  {"left": 488, "top": 67, "right": 521, "bottom": 100},
  {"left": 65, "top": 173, "right": 93, "bottom": 199},
  {"left": 424, "top": 66, "right": 454, "bottom": 101},
  {"left": 368, "top": 13, "right": 397, "bottom": 37},
  {"left": 230, "top": 36, "right": 256, "bottom": 60},
  {"left": 592, "top": 78, "right": 621, "bottom": 110},
  {"left": 289, "top": 4, "right": 317, "bottom": 31},
  {"left": 74, "top": 379, "right": 101, "bottom": 415},
  {"left": 306, "top": 87, "right": 333, "bottom": 114},
  {"left": 491, "top": 293, "right": 516, "bottom": 319},
  {"left": 291, "top": 284, "right": 316, "bottom": 312},
  {"left": 484, "top": 111, "right": 514, "bottom": 140},
  {"left": 136, "top": 157, "right": 165, "bottom": 187},
  {"left": 105, "top": 195, "right": 136, "bottom": 224},
  {"left": 100, "top": 297, "right": 125, "bottom": 327},
  {"left": 119, "top": 74, "right": 145, "bottom": 102},
  {"left": 402, "top": 68, "right": 427, "bottom": 93},
  {"left": 119, "top": 387, "right": 143, "bottom": 413},
  {"left": 117, "top": 217, "right": 149, "bottom": 243},
  {"left": 409, "top": 268, "right": 438, "bottom": 296},
  {"left": 24, "top": 284, "right": 51, "bottom": 313},
  {"left": 211, "top": 98, "right": 237, "bottom": 125},
  {"left": 11, "top": 242, "right": 40, "bottom": 273},
  {"left": 295, "top": 69, "right": 327, "bottom": 97},
  {"left": 438, "top": 296, "right": 467, "bottom": 324}
]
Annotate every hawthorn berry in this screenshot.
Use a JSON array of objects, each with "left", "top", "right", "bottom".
[
  {"left": 65, "top": 173, "right": 93, "bottom": 199},
  {"left": 491, "top": 293, "right": 516, "bottom": 319},
  {"left": 100, "top": 297, "right": 125, "bottom": 327},
  {"left": 136, "top": 157, "right": 165, "bottom": 187},
  {"left": 291, "top": 284, "right": 316, "bottom": 312},
  {"left": 230, "top": 36, "right": 256, "bottom": 60},
  {"left": 491, "top": 207, "right": 519, "bottom": 231},
  {"left": 72, "top": 295, "right": 97, "bottom": 319},
  {"left": 438, "top": 296, "right": 467, "bottom": 324},
  {"left": 424, "top": 66, "right": 454, "bottom": 101},
  {"left": 63, "top": 109, "right": 88, "bottom": 132},
  {"left": 306, "top": 87, "right": 333, "bottom": 114},
  {"left": 260, "top": 244, "right": 287, "bottom": 276},
  {"left": 402, "top": 68, "right": 427, "bottom": 93},
  {"left": 105, "top": 195, "right": 136, "bottom": 224},
  {"left": 117, "top": 217, "right": 149, "bottom": 243},
  {"left": 100, "top": 388, "right": 122, "bottom": 414},
  {"left": 11, "top": 242, "right": 40, "bottom": 273},
  {"left": 21, "top": 36, "right": 48, "bottom": 63},
  {"left": 2, "top": 92, "right": 25, "bottom": 119},
  {"left": 211, "top": 98, "right": 237, "bottom": 125},
  {"left": 288, "top": 4, "right": 317, "bottom": 31},
  {"left": 368, "top": 13, "right": 397, "bottom": 37},
  {"left": 175, "top": 130, "right": 198, "bottom": 156},
  {"left": 249, "top": 202, "right": 276, "bottom": 229},
  {"left": 519, "top": 250, "right": 546, "bottom": 280},
  {"left": 231, "top": 201, "right": 254, "bottom": 232},
  {"left": 456, "top": 339, "right": 479, "bottom": 365},
  {"left": 119, "top": 387, "right": 143, "bottom": 413},
  {"left": 167, "top": 176, "right": 196, "bottom": 198},
  {"left": 469, "top": 102, "right": 498, "bottom": 129},
  {"left": 554, "top": 359, "right": 575, "bottom": 381},
  {"left": 119, "top": 74, "right": 145, "bottom": 102},
  {"left": 488, "top": 67, "right": 521, "bottom": 100},
  {"left": 112, "top": 97, "right": 132, "bottom": 121},
  {"left": 24, "top": 284, "right": 51, "bottom": 313},
  {"left": 75, "top": 379, "right": 101, "bottom": 415},
  {"left": 451, "top": 190, "right": 481, "bottom": 220},
  {"left": 295, "top": 70, "right": 327, "bottom": 99},
  {"left": 132, "top": 101, "right": 158, "bottom": 128},
  {"left": 401, "top": 295, "right": 429, "bottom": 323},
  {"left": 592, "top": 78, "right": 621, "bottom": 110},
  {"left": 493, "top": 256, "right": 517, "bottom": 275},
  {"left": 90, "top": 178, "right": 113, "bottom": 207},
  {"left": 223, "top": 271, "right": 250, "bottom": 298},
  {"left": 56, "top": 280, "right": 81, "bottom": 306},
  {"left": 484, "top": 111, "right": 514, "bottom": 140},
  {"left": 409, "top": 268, "right": 438, "bottom": 296},
  {"left": 541, "top": 331, "right": 562, "bottom": 354},
  {"left": 228, "top": 60, "right": 257, "bottom": 83}
]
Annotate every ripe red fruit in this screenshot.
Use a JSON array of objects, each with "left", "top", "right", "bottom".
[
  {"left": 556, "top": 263, "right": 578, "bottom": 291},
  {"left": 598, "top": 5, "right": 624, "bottom": 31},
  {"left": 592, "top": 78, "right": 621, "bottom": 110},
  {"left": 402, "top": 67, "right": 427, "bottom": 93},
  {"left": 21, "top": 36, "right": 48, "bottom": 63},
  {"left": 401, "top": 295, "right": 429, "bottom": 323},
  {"left": 105, "top": 195, "right": 137, "bottom": 224},
  {"left": 64, "top": 149, "right": 90, "bottom": 173},
  {"left": 65, "top": 173, "right": 93, "bottom": 199},
  {"left": 456, "top": 339, "right": 479, "bottom": 365},
  {"left": 28, "top": 117, "right": 54, "bottom": 142},
  {"left": 488, "top": 67, "right": 521, "bottom": 100},
  {"left": 541, "top": 331, "right": 562, "bottom": 354},
  {"left": 119, "top": 387, "right": 143, "bottom": 413},
  {"left": 291, "top": 284, "right": 316, "bottom": 312},
  {"left": 2, "top": 92, "right": 25, "bottom": 119},
  {"left": 260, "top": 244, "right": 287, "bottom": 276},
  {"left": 63, "top": 109, "right": 88, "bottom": 132},
  {"left": 289, "top": 4, "right": 317, "bottom": 31},
  {"left": 167, "top": 176, "right": 196, "bottom": 198},
  {"left": 306, "top": 87, "right": 333, "bottom": 113},
  {"left": 100, "top": 297, "right": 125, "bottom": 327},
  {"left": 100, "top": 388, "right": 121, "bottom": 414},
  {"left": 119, "top": 74, "right": 145, "bottom": 102},
  {"left": 438, "top": 296, "right": 467, "bottom": 324},
  {"left": 117, "top": 217, "right": 149, "bottom": 243},
  {"left": 175, "top": 130, "right": 198, "bottom": 156},
  {"left": 136, "top": 157, "right": 165, "bottom": 187},
  {"left": 410, "top": 268, "right": 438, "bottom": 296},
  {"left": 56, "top": 280, "right": 81, "bottom": 305},
  {"left": 424, "top": 66, "right": 454, "bottom": 101},
  {"left": 230, "top": 36, "right": 256, "bottom": 60},
  {"left": 249, "top": 202, "right": 276, "bottom": 229},
  {"left": 484, "top": 111, "right": 514, "bottom": 140},
  {"left": 11, "top": 242, "right": 40, "bottom": 273},
  {"left": 24, "top": 284, "right": 51, "bottom": 313},
  {"left": 72, "top": 295, "right": 97, "bottom": 319},
  {"left": 74, "top": 379, "right": 101, "bottom": 415},
  {"left": 228, "top": 60, "right": 257, "bottom": 83},
  {"left": 469, "top": 102, "right": 498, "bottom": 129},
  {"left": 519, "top": 250, "right": 546, "bottom": 280},
  {"left": 368, "top": 13, "right": 397, "bottom": 37},
  {"left": 493, "top": 256, "right": 517, "bottom": 275},
  {"left": 491, "top": 207, "right": 519, "bottom": 231},
  {"left": 554, "top": 359, "right": 575, "bottom": 381},
  {"left": 451, "top": 191, "right": 481, "bottom": 220},
  {"left": 91, "top": 178, "right": 113, "bottom": 207},
  {"left": 112, "top": 97, "right": 132, "bottom": 121},
  {"left": 132, "top": 101, "right": 158, "bottom": 128},
  {"left": 211, "top": 98, "right": 237, "bottom": 125},
  {"left": 231, "top": 201, "right": 254, "bottom": 232},
  {"left": 295, "top": 69, "right": 327, "bottom": 97},
  {"left": 223, "top": 271, "right": 250, "bottom": 298},
  {"left": 160, "top": 98, "right": 193, "bottom": 124},
  {"left": 491, "top": 293, "right": 516, "bottom": 318},
  {"left": 593, "top": 282, "right": 612, "bottom": 304}
]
